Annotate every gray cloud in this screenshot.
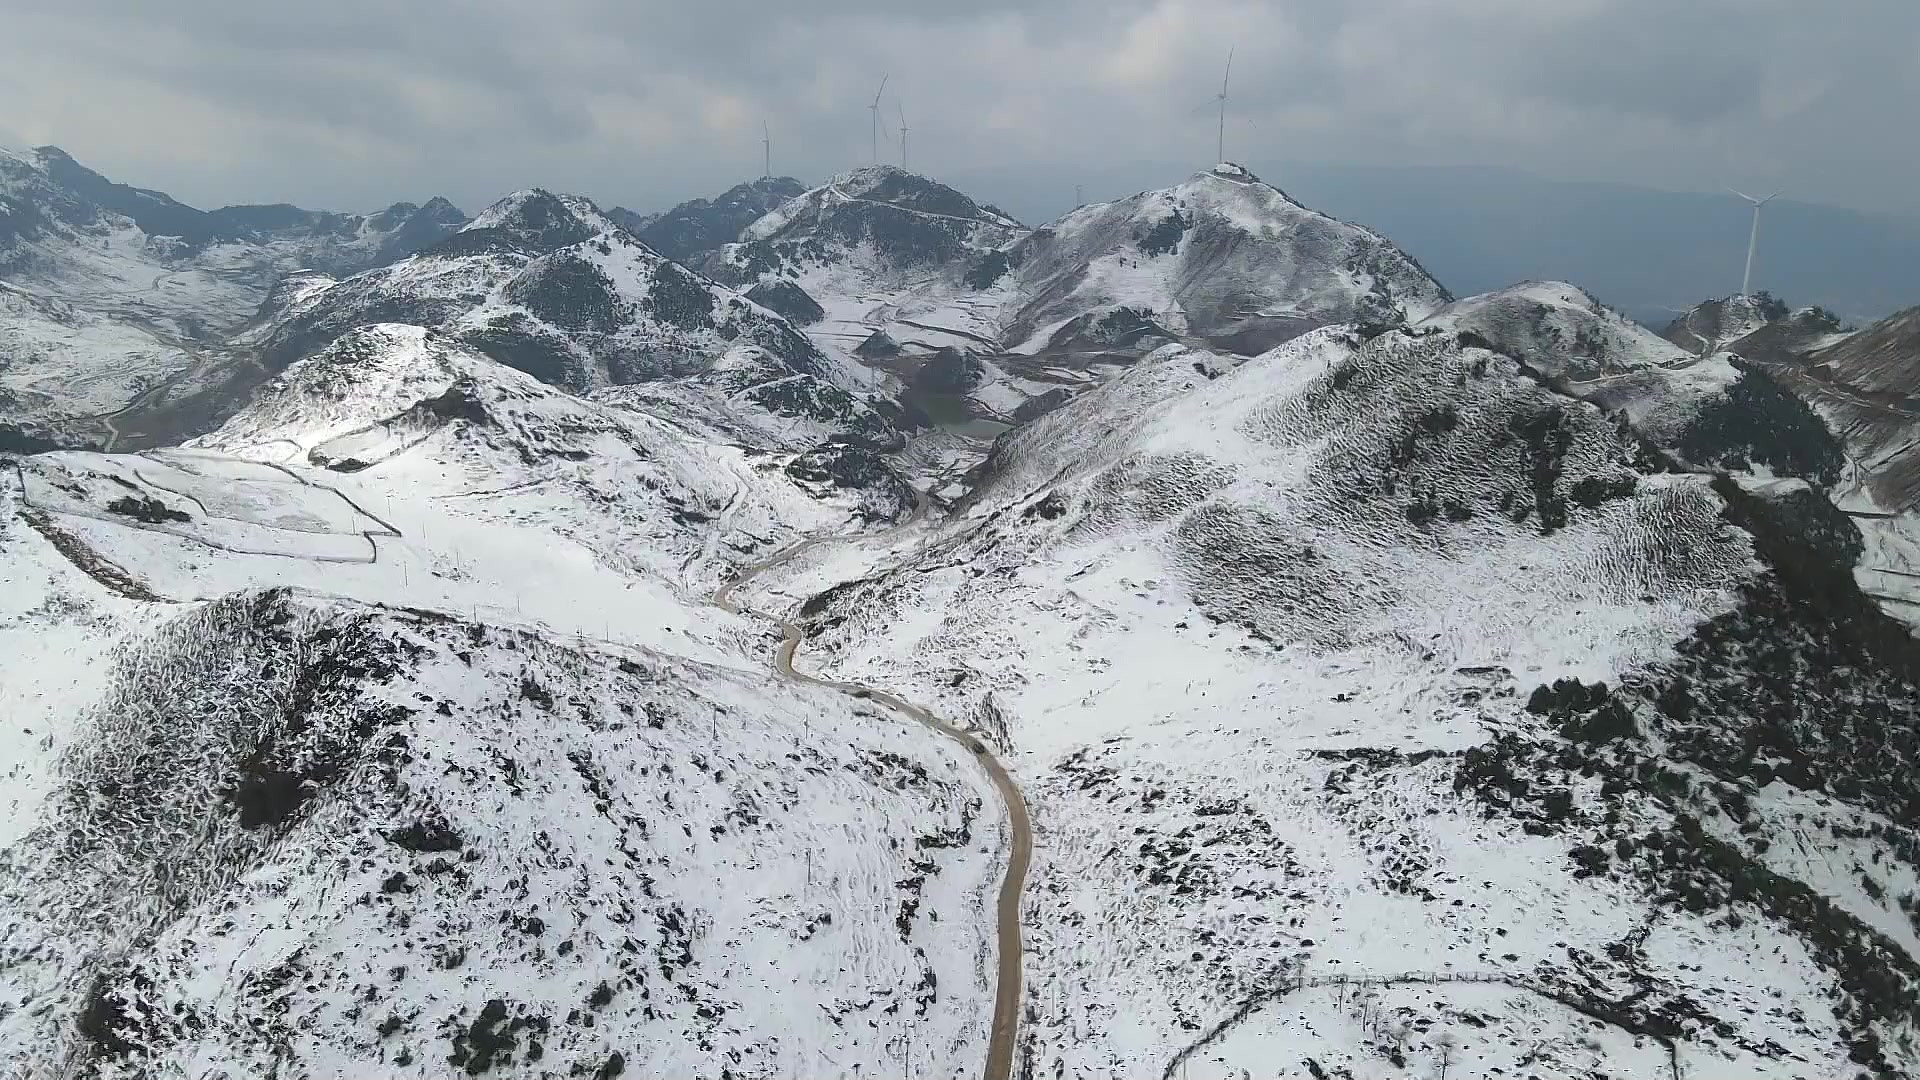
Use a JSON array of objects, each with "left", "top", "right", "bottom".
[{"left": 2, "top": 0, "right": 1913, "bottom": 222}]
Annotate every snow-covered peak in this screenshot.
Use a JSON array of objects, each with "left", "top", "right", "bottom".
[
  {"left": 246, "top": 214, "right": 913, "bottom": 453},
  {"left": 996, "top": 164, "right": 1449, "bottom": 358},
  {"left": 1660, "top": 294, "right": 1781, "bottom": 356},
  {"left": 195, "top": 324, "right": 472, "bottom": 458},
  {"left": 730, "top": 166, "right": 1023, "bottom": 254},
  {"left": 448, "top": 188, "right": 617, "bottom": 256},
  {"left": 821, "top": 164, "right": 1023, "bottom": 228},
  {"left": 1423, "top": 280, "right": 1690, "bottom": 379}
]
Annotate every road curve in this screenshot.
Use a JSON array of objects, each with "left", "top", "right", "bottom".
[{"left": 711, "top": 501, "right": 1033, "bottom": 1080}]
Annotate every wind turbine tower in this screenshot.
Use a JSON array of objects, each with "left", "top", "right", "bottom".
[
  {"left": 1215, "top": 47, "right": 1234, "bottom": 163},
  {"left": 1731, "top": 188, "right": 1781, "bottom": 297},
  {"left": 869, "top": 75, "right": 889, "bottom": 164},
  {"left": 897, "top": 101, "right": 910, "bottom": 170},
  {"left": 762, "top": 120, "right": 771, "bottom": 178}
]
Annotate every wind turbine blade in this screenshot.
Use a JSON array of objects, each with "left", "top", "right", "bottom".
[
  {"left": 1761, "top": 190, "right": 1782, "bottom": 204},
  {"left": 873, "top": 74, "right": 889, "bottom": 106},
  {"left": 898, "top": 100, "right": 906, "bottom": 125},
  {"left": 1222, "top": 47, "right": 1234, "bottom": 95},
  {"left": 1729, "top": 187, "right": 1757, "bottom": 203}
]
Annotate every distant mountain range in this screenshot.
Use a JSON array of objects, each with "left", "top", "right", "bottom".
[
  {"left": 941, "top": 161, "right": 1920, "bottom": 329},
  {"left": 0, "top": 144, "right": 466, "bottom": 449}
]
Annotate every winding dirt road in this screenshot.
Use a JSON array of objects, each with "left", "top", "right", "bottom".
[{"left": 711, "top": 502, "right": 1033, "bottom": 1080}]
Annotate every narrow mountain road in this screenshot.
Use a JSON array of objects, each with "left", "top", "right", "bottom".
[{"left": 711, "top": 500, "right": 1033, "bottom": 1080}]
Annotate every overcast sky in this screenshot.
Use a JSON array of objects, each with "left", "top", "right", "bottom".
[{"left": 2, "top": 0, "right": 1915, "bottom": 223}]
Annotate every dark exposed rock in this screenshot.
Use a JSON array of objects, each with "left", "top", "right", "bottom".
[
  {"left": 106, "top": 495, "right": 190, "bottom": 524},
  {"left": 745, "top": 279, "right": 824, "bottom": 325}
]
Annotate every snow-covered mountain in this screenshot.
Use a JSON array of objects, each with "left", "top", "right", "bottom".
[
  {"left": 0, "top": 145, "right": 464, "bottom": 447},
  {"left": 609, "top": 176, "right": 807, "bottom": 266},
  {"left": 999, "top": 163, "right": 1450, "bottom": 355},
  {"left": 701, "top": 166, "right": 1026, "bottom": 387},
  {"left": 1424, "top": 282, "right": 1844, "bottom": 484},
  {"left": 1659, "top": 293, "right": 1849, "bottom": 366},
  {"left": 760, "top": 320, "right": 1920, "bottom": 1077},
  {"left": 1794, "top": 304, "right": 1920, "bottom": 503},
  {"left": 1699, "top": 300, "right": 1920, "bottom": 510},
  {"left": 709, "top": 163, "right": 1449, "bottom": 427},
  {"left": 258, "top": 188, "right": 909, "bottom": 452},
  {"left": 0, "top": 454, "right": 992, "bottom": 1078},
  {"left": 1, "top": 146, "right": 466, "bottom": 277},
  {"left": 707, "top": 166, "right": 1024, "bottom": 289}
]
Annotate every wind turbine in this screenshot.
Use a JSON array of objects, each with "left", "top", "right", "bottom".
[
  {"left": 896, "top": 101, "right": 909, "bottom": 170},
  {"left": 762, "top": 119, "right": 771, "bottom": 178},
  {"left": 868, "top": 74, "right": 889, "bottom": 164},
  {"left": 1214, "top": 47, "right": 1234, "bottom": 163},
  {"left": 1731, "top": 187, "right": 1781, "bottom": 297}
]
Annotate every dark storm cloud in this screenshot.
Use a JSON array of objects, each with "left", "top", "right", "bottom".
[{"left": 1, "top": 0, "right": 1913, "bottom": 219}]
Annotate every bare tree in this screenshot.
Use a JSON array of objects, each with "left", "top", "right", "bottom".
[{"left": 1435, "top": 1031, "right": 1459, "bottom": 1080}]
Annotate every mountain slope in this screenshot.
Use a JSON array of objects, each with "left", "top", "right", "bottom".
[
  {"left": 610, "top": 176, "right": 807, "bottom": 265},
  {"left": 770, "top": 325, "right": 1920, "bottom": 1078},
  {"left": 0, "top": 455, "right": 999, "bottom": 1076},
  {"left": 196, "top": 322, "right": 913, "bottom": 572},
  {"left": 1661, "top": 295, "right": 1920, "bottom": 623}
]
